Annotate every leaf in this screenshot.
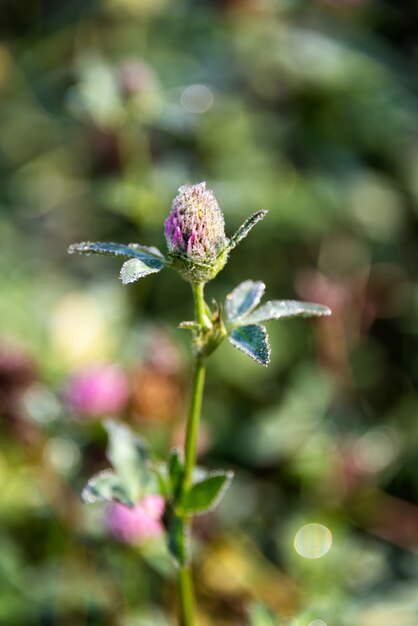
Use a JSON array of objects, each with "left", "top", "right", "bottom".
[
  {"left": 229, "top": 324, "right": 271, "bottom": 366},
  {"left": 104, "top": 420, "right": 150, "bottom": 503},
  {"left": 183, "top": 470, "right": 233, "bottom": 515},
  {"left": 81, "top": 469, "right": 133, "bottom": 506},
  {"left": 228, "top": 210, "right": 268, "bottom": 251},
  {"left": 128, "top": 243, "right": 166, "bottom": 261},
  {"left": 225, "top": 280, "right": 265, "bottom": 323},
  {"left": 166, "top": 505, "right": 189, "bottom": 566},
  {"left": 68, "top": 241, "right": 166, "bottom": 261},
  {"left": 119, "top": 257, "right": 163, "bottom": 285},
  {"left": 243, "top": 300, "right": 332, "bottom": 324},
  {"left": 168, "top": 448, "right": 184, "bottom": 499}
]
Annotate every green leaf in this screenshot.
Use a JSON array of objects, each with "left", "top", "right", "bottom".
[
  {"left": 68, "top": 241, "right": 166, "bottom": 261},
  {"left": 150, "top": 462, "right": 170, "bottom": 499},
  {"left": 81, "top": 469, "right": 134, "bottom": 506},
  {"left": 228, "top": 210, "right": 268, "bottom": 251},
  {"left": 119, "top": 257, "right": 164, "bottom": 285},
  {"left": 225, "top": 280, "right": 265, "bottom": 323},
  {"left": 168, "top": 448, "right": 184, "bottom": 499},
  {"left": 229, "top": 324, "right": 270, "bottom": 366},
  {"left": 183, "top": 470, "right": 233, "bottom": 515},
  {"left": 243, "top": 300, "right": 332, "bottom": 324},
  {"left": 166, "top": 506, "right": 189, "bottom": 566},
  {"left": 105, "top": 420, "right": 150, "bottom": 503}
]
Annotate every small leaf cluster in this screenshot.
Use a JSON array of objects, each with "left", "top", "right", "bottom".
[
  {"left": 83, "top": 420, "right": 232, "bottom": 565},
  {"left": 224, "top": 280, "right": 331, "bottom": 366},
  {"left": 68, "top": 209, "right": 267, "bottom": 286}
]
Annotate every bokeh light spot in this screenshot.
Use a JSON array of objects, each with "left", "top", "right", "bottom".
[
  {"left": 294, "top": 523, "right": 332, "bottom": 559},
  {"left": 44, "top": 438, "right": 80, "bottom": 474},
  {"left": 181, "top": 84, "right": 214, "bottom": 113},
  {"left": 353, "top": 429, "right": 397, "bottom": 473},
  {"left": 309, "top": 621, "right": 327, "bottom": 626}
]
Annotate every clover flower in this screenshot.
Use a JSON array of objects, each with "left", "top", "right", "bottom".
[
  {"left": 164, "top": 182, "right": 229, "bottom": 281},
  {"left": 106, "top": 495, "right": 165, "bottom": 543},
  {"left": 68, "top": 180, "right": 267, "bottom": 285},
  {"left": 64, "top": 364, "right": 129, "bottom": 418}
]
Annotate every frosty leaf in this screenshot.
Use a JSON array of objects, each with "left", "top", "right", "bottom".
[
  {"left": 183, "top": 470, "right": 233, "bottom": 515},
  {"left": 81, "top": 469, "right": 133, "bottom": 506},
  {"left": 105, "top": 420, "right": 150, "bottom": 503},
  {"left": 119, "top": 257, "right": 164, "bottom": 285},
  {"left": 228, "top": 210, "right": 268, "bottom": 251},
  {"left": 68, "top": 241, "right": 166, "bottom": 261},
  {"left": 128, "top": 243, "right": 166, "bottom": 261},
  {"left": 225, "top": 280, "right": 265, "bottom": 322},
  {"left": 243, "top": 300, "right": 332, "bottom": 324},
  {"left": 229, "top": 324, "right": 271, "bottom": 366}
]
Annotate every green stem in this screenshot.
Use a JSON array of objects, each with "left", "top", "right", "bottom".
[
  {"left": 177, "top": 282, "right": 208, "bottom": 626},
  {"left": 183, "top": 358, "right": 206, "bottom": 493},
  {"left": 178, "top": 565, "right": 195, "bottom": 626},
  {"left": 192, "top": 282, "right": 209, "bottom": 329}
]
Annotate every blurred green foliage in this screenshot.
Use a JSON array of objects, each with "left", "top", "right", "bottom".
[{"left": 1, "top": 0, "right": 418, "bottom": 624}]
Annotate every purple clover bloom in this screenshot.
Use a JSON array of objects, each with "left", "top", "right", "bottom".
[
  {"left": 165, "top": 182, "right": 228, "bottom": 264},
  {"left": 106, "top": 495, "right": 165, "bottom": 543},
  {"left": 64, "top": 364, "right": 129, "bottom": 418}
]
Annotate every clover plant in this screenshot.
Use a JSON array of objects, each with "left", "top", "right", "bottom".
[{"left": 68, "top": 181, "right": 331, "bottom": 625}]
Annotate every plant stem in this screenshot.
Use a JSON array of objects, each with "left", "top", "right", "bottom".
[
  {"left": 192, "top": 282, "right": 209, "bottom": 329},
  {"left": 177, "top": 283, "right": 208, "bottom": 626},
  {"left": 178, "top": 565, "right": 195, "bottom": 626},
  {"left": 183, "top": 357, "right": 206, "bottom": 493}
]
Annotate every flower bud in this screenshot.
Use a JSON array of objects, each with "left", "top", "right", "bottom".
[{"left": 164, "top": 182, "right": 229, "bottom": 283}]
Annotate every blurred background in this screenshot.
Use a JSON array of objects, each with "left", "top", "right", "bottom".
[{"left": 1, "top": 0, "right": 418, "bottom": 624}]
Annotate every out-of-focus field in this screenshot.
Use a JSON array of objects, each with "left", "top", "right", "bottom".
[{"left": 1, "top": 1, "right": 418, "bottom": 624}]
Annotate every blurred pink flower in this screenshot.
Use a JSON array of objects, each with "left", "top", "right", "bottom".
[
  {"left": 64, "top": 364, "right": 129, "bottom": 417},
  {"left": 106, "top": 495, "right": 165, "bottom": 543}
]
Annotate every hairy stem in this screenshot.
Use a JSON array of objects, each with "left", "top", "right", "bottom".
[{"left": 177, "top": 283, "right": 208, "bottom": 626}]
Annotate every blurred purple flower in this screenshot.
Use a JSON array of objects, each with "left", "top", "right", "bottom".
[
  {"left": 64, "top": 364, "right": 129, "bottom": 417},
  {"left": 106, "top": 495, "right": 165, "bottom": 543}
]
